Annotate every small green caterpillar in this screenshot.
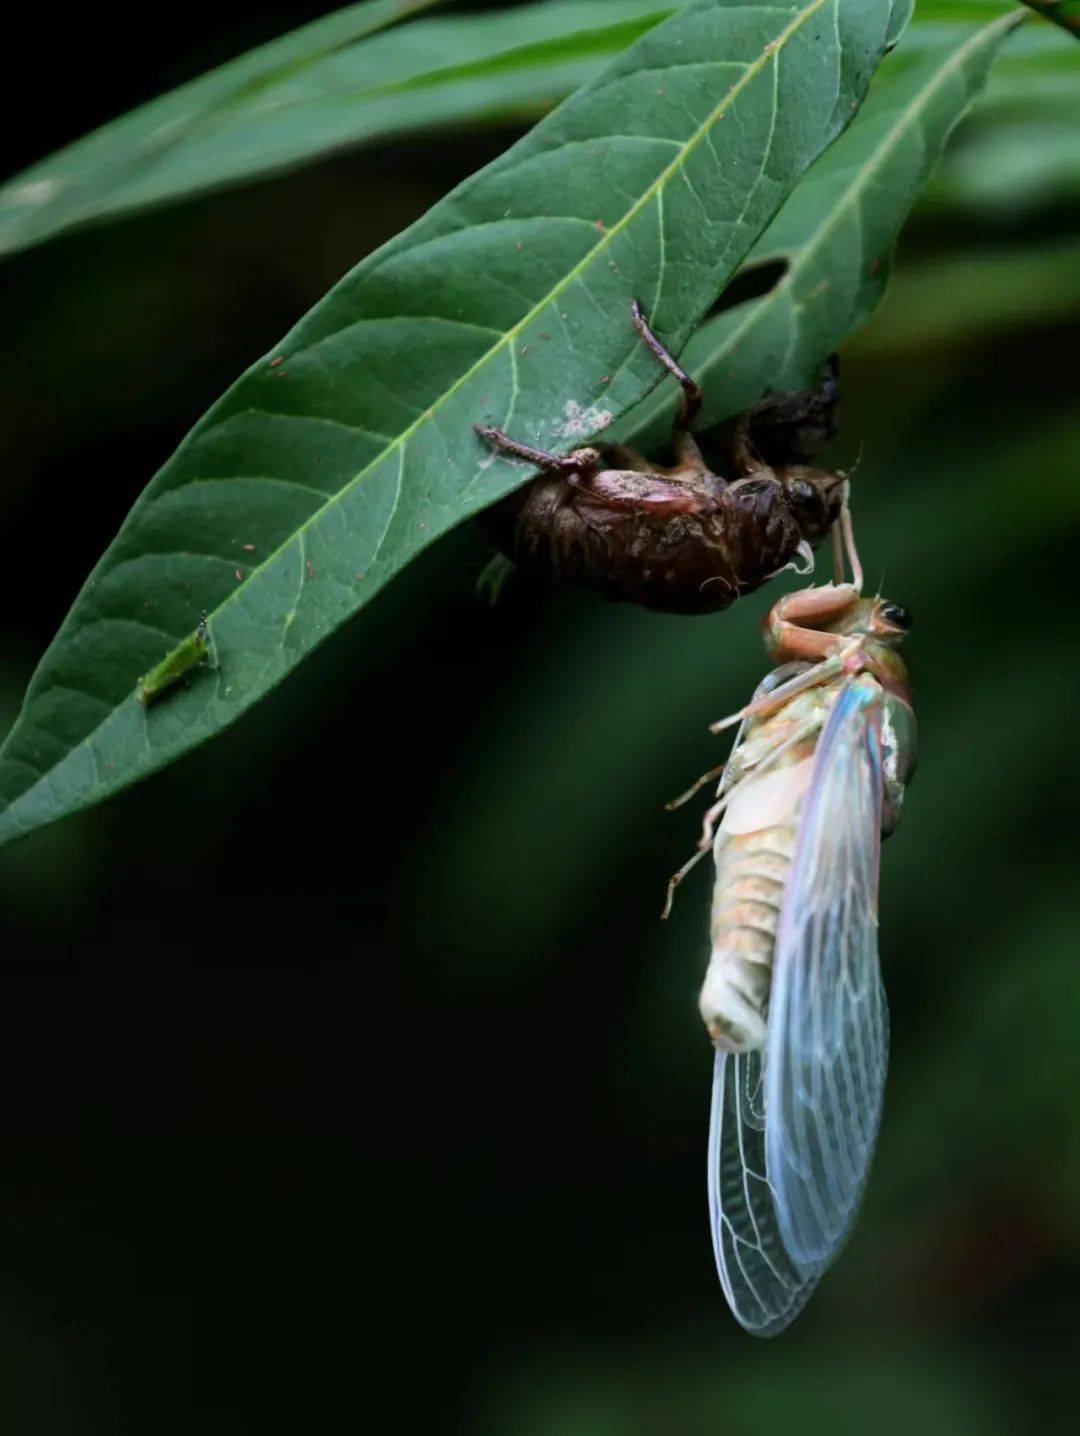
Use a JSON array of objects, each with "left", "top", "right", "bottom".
[{"left": 136, "top": 612, "right": 213, "bottom": 707}]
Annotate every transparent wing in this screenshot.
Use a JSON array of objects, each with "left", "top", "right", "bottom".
[
  {"left": 764, "top": 677, "right": 889, "bottom": 1270},
  {"left": 708, "top": 1049, "right": 818, "bottom": 1336}
]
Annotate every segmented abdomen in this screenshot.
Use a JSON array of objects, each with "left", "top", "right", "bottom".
[{"left": 701, "top": 823, "right": 798, "bottom": 1052}]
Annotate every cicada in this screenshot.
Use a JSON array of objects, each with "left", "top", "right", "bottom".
[
  {"left": 475, "top": 302, "right": 844, "bottom": 615},
  {"left": 667, "top": 521, "right": 916, "bottom": 1333}
]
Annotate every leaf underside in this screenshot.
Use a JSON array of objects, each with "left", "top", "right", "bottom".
[{"left": 0, "top": 0, "right": 906, "bottom": 846}]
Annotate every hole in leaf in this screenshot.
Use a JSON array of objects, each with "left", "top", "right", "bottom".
[{"left": 708, "top": 258, "right": 788, "bottom": 317}]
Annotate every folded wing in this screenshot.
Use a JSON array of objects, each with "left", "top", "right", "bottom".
[
  {"left": 765, "top": 678, "right": 889, "bottom": 1269},
  {"left": 708, "top": 1049, "right": 818, "bottom": 1334}
]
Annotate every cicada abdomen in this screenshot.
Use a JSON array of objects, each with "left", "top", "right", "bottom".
[{"left": 701, "top": 689, "right": 821, "bottom": 1052}]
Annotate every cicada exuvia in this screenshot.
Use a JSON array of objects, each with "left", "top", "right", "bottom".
[
  {"left": 475, "top": 302, "right": 845, "bottom": 615},
  {"left": 667, "top": 517, "right": 917, "bottom": 1334}
]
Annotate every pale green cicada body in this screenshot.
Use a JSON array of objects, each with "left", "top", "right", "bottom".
[{"left": 666, "top": 523, "right": 916, "bottom": 1335}]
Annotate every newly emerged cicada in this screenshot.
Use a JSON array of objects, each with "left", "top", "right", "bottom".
[
  {"left": 476, "top": 302, "right": 844, "bottom": 615},
  {"left": 667, "top": 520, "right": 917, "bottom": 1334}
]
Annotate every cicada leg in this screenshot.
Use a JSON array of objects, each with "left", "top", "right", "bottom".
[
  {"left": 662, "top": 842, "right": 711, "bottom": 920},
  {"left": 474, "top": 425, "right": 602, "bottom": 477},
  {"left": 630, "top": 299, "right": 702, "bottom": 429},
  {"left": 708, "top": 652, "right": 849, "bottom": 733},
  {"left": 666, "top": 761, "right": 729, "bottom": 812},
  {"left": 730, "top": 412, "right": 767, "bottom": 478},
  {"left": 662, "top": 715, "right": 823, "bottom": 918},
  {"left": 765, "top": 580, "right": 867, "bottom": 667},
  {"left": 697, "top": 715, "right": 822, "bottom": 848}
]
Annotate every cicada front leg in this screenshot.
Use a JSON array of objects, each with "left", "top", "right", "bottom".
[
  {"left": 766, "top": 585, "right": 863, "bottom": 663},
  {"left": 709, "top": 526, "right": 865, "bottom": 735}
]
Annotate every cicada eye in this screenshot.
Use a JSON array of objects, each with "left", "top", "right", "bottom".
[
  {"left": 879, "top": 601, "right": 913, "bottom": 631},
  {"left": 788, "top": 478, "right": 817, "bottom": 511}
]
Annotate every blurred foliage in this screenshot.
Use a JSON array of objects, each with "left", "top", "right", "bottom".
[
  {"left": 1019, "top": 0, "right": 1080, "bottom": 40},
  {"left": 481, "top": 1339, "right": 1020, "bottom": 1434},
  {"left": 0, "top": 0, "right": 666, "bottom": 257},
  {"left": 4, "top": 0, "right": 1080, "bottom": 258},
  {"left": 0, "top": 1, "right": 1078, "bottom": 1432}
]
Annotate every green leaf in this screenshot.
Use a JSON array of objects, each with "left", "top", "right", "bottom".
[
  {"left": 0, "top": 0, "right": 903, "bottom": 846},
  {"left": 613, "top": 5, "right": 1025, "bottom": 450},
  {"left": 0, "top": 0, "right": 672, "bottom": 258}
]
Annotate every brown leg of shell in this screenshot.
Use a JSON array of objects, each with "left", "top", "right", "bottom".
[
  {"left": 728, "top": 413, "right": 778, "bottom": 484},
  {"left": 630, "top": 299, "right": 702, "bottom": 428},
  {"left": 474, "top": 425, "right": 600, "bottom": 477},
  {"left": 671, "top": 427, "right": 710, "bottom": 477}
]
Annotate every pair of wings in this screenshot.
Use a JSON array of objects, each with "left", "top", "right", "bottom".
[{"left": 708, "top": 677, "right": 889, "bottom": 1335}]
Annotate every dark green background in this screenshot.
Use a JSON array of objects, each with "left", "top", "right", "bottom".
[{"left": 1, "top": 4, "right": 1078, "bottom": 1431}]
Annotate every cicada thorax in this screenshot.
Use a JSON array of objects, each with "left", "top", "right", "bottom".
[{"left": 475, "top": 303, "right": 845, "bottom": 616}]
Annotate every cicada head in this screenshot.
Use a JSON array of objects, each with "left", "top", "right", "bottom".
[
  {"left": 719, "top": 473, "right": 802, "bottom": 585},
  {"left": 776, "top": 464, "right": 847, "bottom": 545},
  {"left": 825, "top": 595, "right": 912, "bottom": 645},
  {"left": 847, "top": 597, "right": 915, "bottom": 713}
]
